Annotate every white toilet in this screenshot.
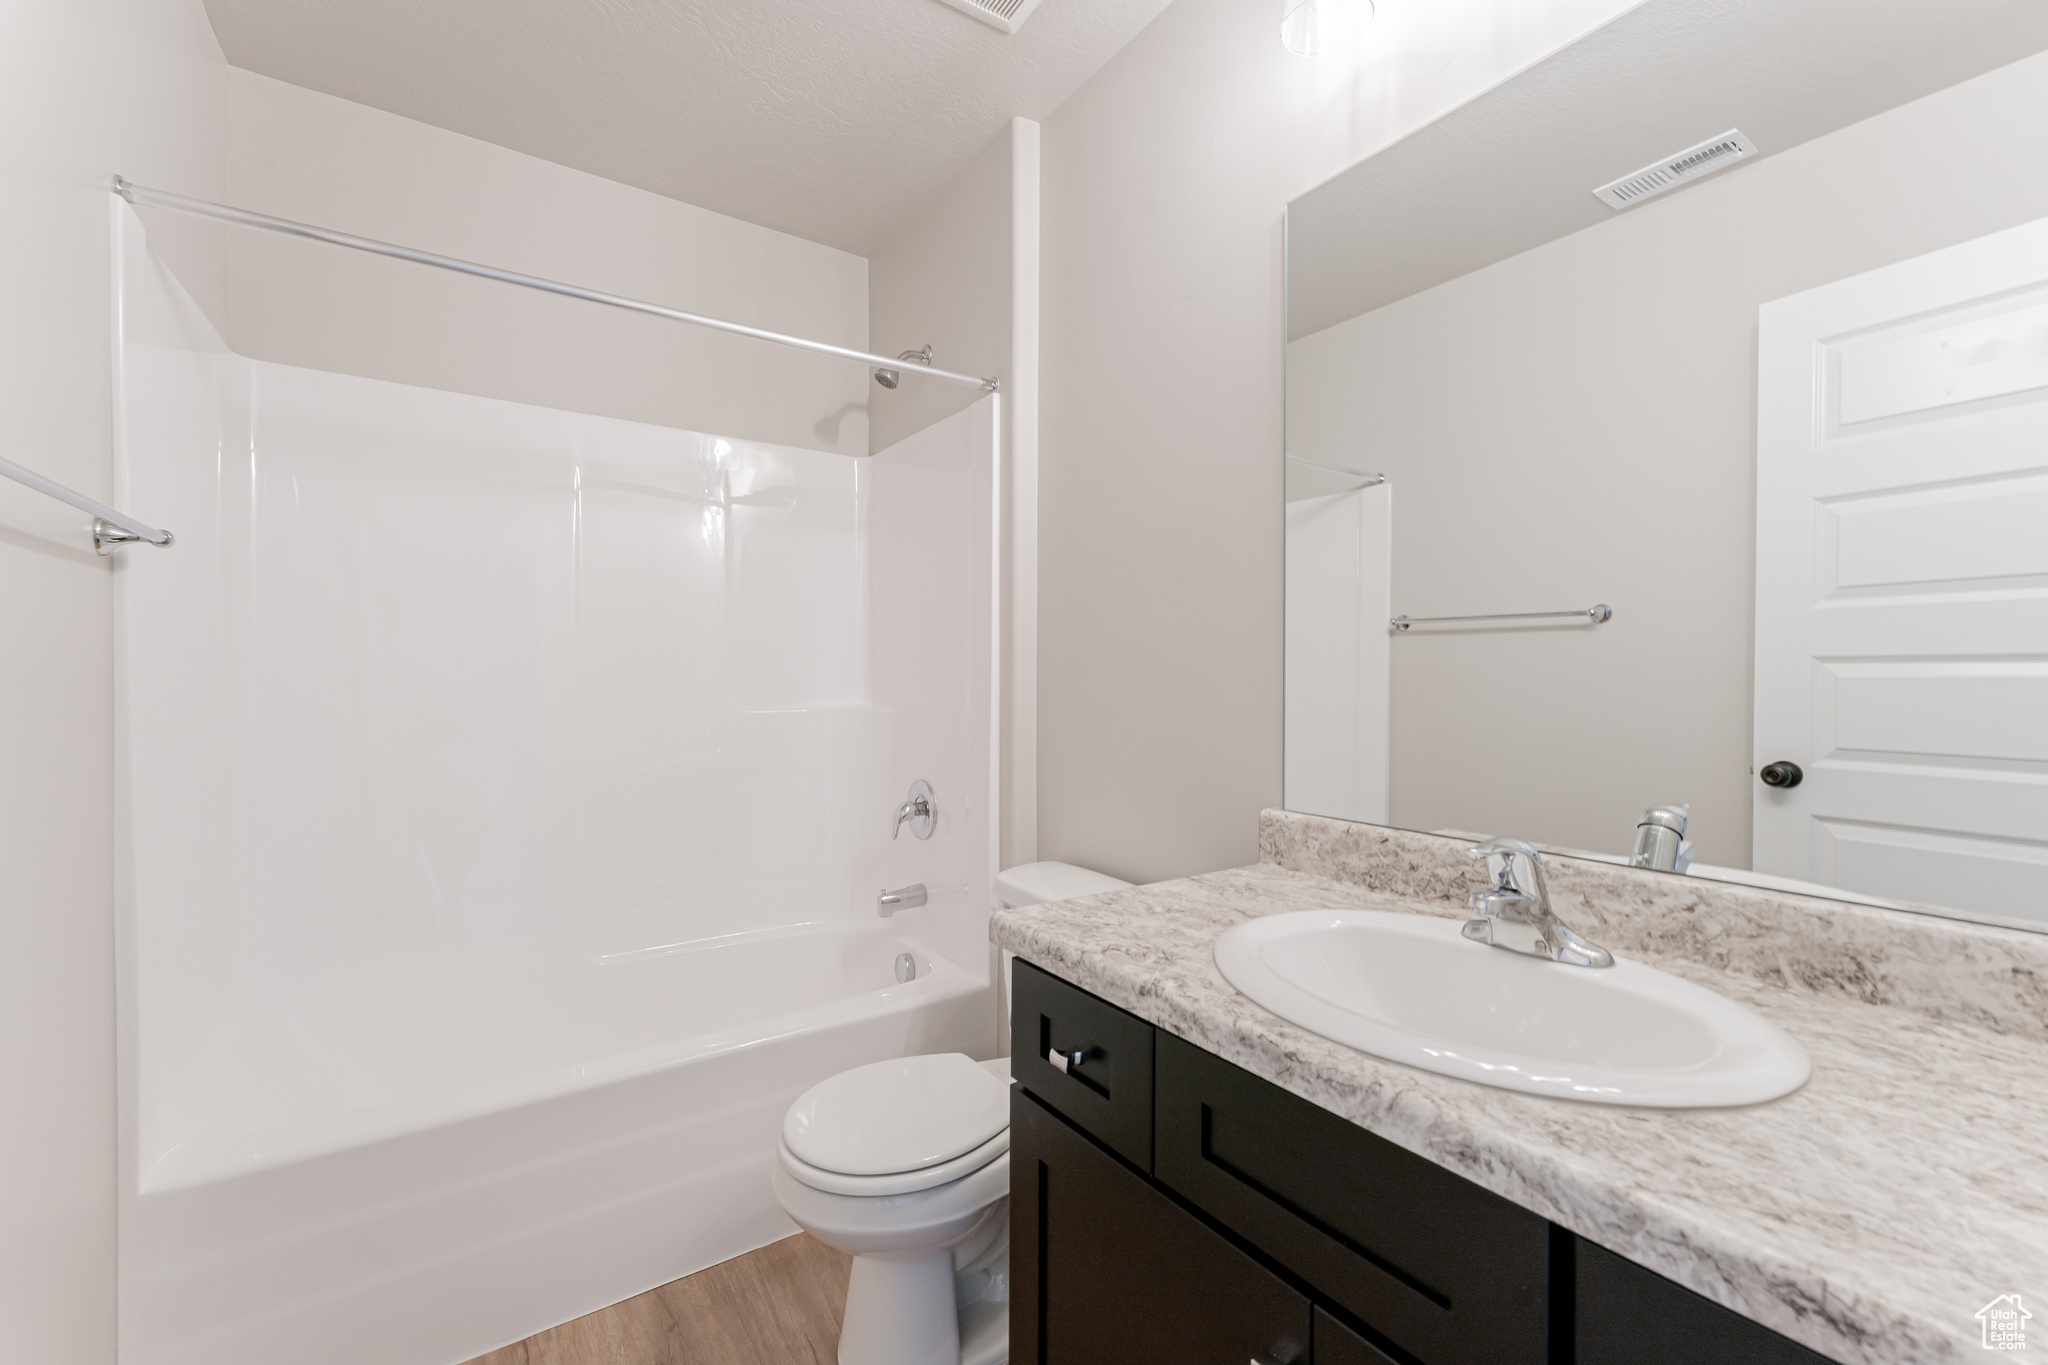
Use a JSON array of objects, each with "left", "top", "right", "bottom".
[
  {"left": 773, "top": 1052, "right": 1015, "bottom": 1365},
  {"left": 993, "top": 860, "right": 1133, "bottom": 909},
  {"left": 773, "top": 862, "right": 1130, "bottom": 1365}
]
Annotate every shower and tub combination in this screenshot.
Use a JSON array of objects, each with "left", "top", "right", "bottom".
[{"left": 109, "top": 185, "right": 1003, "bottom": 1365}]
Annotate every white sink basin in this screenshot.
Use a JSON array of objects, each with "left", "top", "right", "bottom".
[{"left": 1214, "top": 910, "right": 1809, "bottom": 1108}]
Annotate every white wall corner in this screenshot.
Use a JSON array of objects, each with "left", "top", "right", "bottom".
[{"left": 1007, "top": 116, "right": 1041, "bottom": 869}]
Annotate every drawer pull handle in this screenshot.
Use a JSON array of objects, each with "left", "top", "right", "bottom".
[{"left": 1048, "top": 1045, "right": 1096, "bottom": 1074}]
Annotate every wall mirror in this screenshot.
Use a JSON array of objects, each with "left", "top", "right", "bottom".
[{"left": 1282, "top": 0, "right": 2048, "bottom": 931}]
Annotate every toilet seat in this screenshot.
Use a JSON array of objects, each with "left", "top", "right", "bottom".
[
  {"left": 779, "top": 1125, "right": 1009, "bottom": 1197},
  {"left": 783, "top": 1052, "right": 1009, "bottom": 1178}
]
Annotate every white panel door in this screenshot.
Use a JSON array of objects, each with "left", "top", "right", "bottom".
[
  {"left": 1285, "top": 482, "right": 1391, "bottom": 824},
  {"left": 1755, "top": 216, "right": 2048, "bottom": 924}
]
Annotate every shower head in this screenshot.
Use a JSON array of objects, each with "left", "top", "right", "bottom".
[{"left": 875, "top": 345, "right": 933, "bottom": 389}]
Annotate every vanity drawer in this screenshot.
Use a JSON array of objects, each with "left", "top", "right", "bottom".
[
  {"left": 1155, "top": 1033, "right": 1550, "bottom": 1365},
  {"left": 1011, "top": 959, "right": 1154, "bottom": 1170}
]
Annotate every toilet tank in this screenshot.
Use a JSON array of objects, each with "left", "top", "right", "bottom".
[
  {"left": 992, "top": 862, "right": 1132, "bottom": 1057},
  {"left": 995, "top": 861, "right": 1133, "bottom": 908}
]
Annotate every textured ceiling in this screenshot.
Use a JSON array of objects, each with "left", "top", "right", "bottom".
[
  {"left": 201, "top": 0, "right": 1174, "bottom": 254},
  {"left": 1289, "top": 0, "right": 2048, "bottom": 338}
]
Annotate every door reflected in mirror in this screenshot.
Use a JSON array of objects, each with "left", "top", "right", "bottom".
[{"left": 1281, "top": 0, "right": 2048, "bottom": 931}]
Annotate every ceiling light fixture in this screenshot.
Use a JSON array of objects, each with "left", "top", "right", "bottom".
[{"left": 1281, "top": 0, "right": 1374, "bottom": 56}]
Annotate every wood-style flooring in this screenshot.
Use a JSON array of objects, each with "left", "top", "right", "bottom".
[{"left": 465, "top": 1234, "right": 851, "bottom": 1365}]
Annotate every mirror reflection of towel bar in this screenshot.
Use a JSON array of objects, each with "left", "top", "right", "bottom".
[
  {"left": 1392, "top": 604, "right": 1611, "bottom": 631},
  {"left": 1286, "top": 454, "right": 1386, "bottom": 485}
]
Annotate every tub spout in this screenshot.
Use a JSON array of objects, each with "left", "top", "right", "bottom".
[{"left": 877, "top": 884, "right": 928, "bottom": 917}]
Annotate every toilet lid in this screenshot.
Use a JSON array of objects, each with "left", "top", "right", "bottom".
[{"left": 783, "top": 1053, "right": 1010, "bottom": 1176}]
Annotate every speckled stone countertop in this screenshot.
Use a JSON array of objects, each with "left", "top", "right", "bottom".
[{"left": 990, "top": 811, "right": 2048, "bottom": 1365}]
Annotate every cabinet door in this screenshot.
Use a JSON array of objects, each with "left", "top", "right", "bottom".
[
  {"left": 1314, "top": 1309, "right": 1400, "bottom": 1365},
  {"left": 1012, "top": 1091, "right": 1312, "bottom": 1365},
  {"left": 1576, "top": 1239, "right": 1832, "bottom": 1365}
]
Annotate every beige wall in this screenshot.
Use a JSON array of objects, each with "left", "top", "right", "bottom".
[
  {"left": 1035, "top": 0, "right": 1641, "bottom": 884},
  {"left": 870, "top": 119, "right": 1041, "bottom": 869},
  {"left": 0, "top": 3, "right": 225, "bottom": 1362},
  {"left": 221, "top": 68, "right": 870, "bottom": 455},
  {"left": 870, "top": 126, "right": 1014, "bottom": 456},
  {"left": 1287, "top": 48, "right": 2048, "bottom": 868}
]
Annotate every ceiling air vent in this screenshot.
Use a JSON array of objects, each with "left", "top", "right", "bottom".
[
  {"left": 1593, "top": 129, "right": 1758, "bottom": 210},
  {"left": 933, "top": 0, "right": 1043, "bottom": 34}
]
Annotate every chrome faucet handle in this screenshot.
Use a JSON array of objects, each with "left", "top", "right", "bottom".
[
  {"left": 1470, "top": 837, "right": 1547, "bottom": 889},
  {"left": 892, "top": 779, "right": 936, "bottom": 840},
  {"left": 1468, "top": 837, "right": 1555, "bottom": 919},
  {"left": 1463, "top": 837, "right": 1613, "bottom": 968}
]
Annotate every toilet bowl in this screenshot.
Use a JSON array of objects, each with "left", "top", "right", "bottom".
[{"left": 771, "top": 1053, "right": 1013, "bottom": 1365}]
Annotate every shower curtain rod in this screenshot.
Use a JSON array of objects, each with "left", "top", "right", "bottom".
[{"left": 112, "top": 177, "right": 999, "bottom": 393}]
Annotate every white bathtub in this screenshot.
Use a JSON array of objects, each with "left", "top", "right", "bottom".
[
  {"left": 122, "top": 924, "right": 994, "bottom": 1365},
  {"left": 114, "top": 224, "right": 1002, "bottom": 1365}
]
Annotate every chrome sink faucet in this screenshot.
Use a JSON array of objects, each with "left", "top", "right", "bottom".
[
  {"left": 1462, "top": 838, "right": 1613, "bottom": 968},
  {"left": 1631, "top": 804, "right": 1696, "bottom": 873}
]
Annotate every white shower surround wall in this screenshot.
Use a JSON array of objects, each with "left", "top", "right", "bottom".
[{"left": 112, "top": 208, "right": 1001, "bottom": 1365}]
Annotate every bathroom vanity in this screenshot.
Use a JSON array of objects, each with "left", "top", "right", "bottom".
[
  {"left": 994, "top": 811, "right": 2048, "bottom": 1365},
  {"left": 1009, "top": 959, "right": 1823, "bottom": 1364}
]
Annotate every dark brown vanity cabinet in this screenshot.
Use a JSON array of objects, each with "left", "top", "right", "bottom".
[
  {"left": 1009, "top": 960, "right": 1834, "bottom": 1365},
  {"left": 1011, "top": 1094, "right": 1311, "bottom": 1365}
]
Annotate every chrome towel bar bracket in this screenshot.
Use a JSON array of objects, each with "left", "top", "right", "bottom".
[{"left": 0, "top": 453, "right": 172, "bottom": 554}]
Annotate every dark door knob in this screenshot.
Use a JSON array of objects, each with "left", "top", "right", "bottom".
[{"left": 1759, "top": 761, "right": 1804, "bottom": 789}]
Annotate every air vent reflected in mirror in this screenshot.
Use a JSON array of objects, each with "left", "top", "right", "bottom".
[{"left": 1594, "top": 129, "right": 1759, "bottom": 210}]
